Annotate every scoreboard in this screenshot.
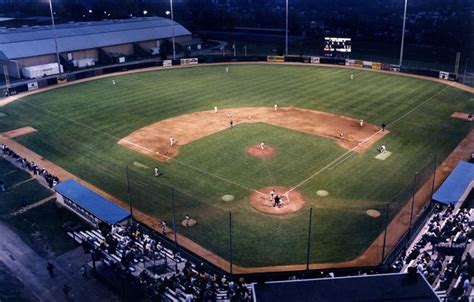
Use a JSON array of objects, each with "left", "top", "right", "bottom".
[{"left": 324, "top": 37, "right": 351, "bottom": 53}]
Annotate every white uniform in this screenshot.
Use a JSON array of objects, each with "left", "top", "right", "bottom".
[
  {"left": 350, "top": 74, "right": 354, "bottom": 80},
  {"left": 214, "top": 106, "right": 218, "bottom": 113},
  {"left": 260, "top": 142, "right": 265, "bottom": 150},
  {"left": 269, "top": 190, "right": 275, "bottom": 201},
  {"left": 226, "top": 67, "right": 229, "bottom": 73},
  {"left": 169, "top": 136, "right": 174, "bottom": 146},
  {"left": 359, "top": 119, "right": 364, "bottom": 127},
  {"left": 380, "top": 145, "right": 386, "bottom": 153},
  {"left": 112, "top": 80, "right": 116, "bottom": 85},
  {"left": 274, "top": 104, "right": 278, "bottom": 111}
]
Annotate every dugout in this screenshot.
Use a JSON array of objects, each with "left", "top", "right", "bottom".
[
  {"left": 433, "top": 161, "right": 474, "bottom": 206},
  {"left": 55, "top": 179, "right": 131, "bottom": 227},
  {"left": 252, "top": 272, "right": 439, "bottom": 302}
]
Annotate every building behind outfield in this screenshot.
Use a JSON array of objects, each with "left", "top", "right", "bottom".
[{"left": 0, "top": 17, "right": 192, "bottom": 79}]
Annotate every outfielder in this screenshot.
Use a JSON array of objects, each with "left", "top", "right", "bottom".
[
  {"left": 350, "top": 74, "right": 354, "bottom": 80},
  {"left": 112, "top": 80, "right": 116, "bottom": 85}
]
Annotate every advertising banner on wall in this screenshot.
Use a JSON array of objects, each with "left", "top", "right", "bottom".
[
  {"left": 310, "top": 57, "right": 320, "bottom": 64},
  {"left": 180, "top": 58, "right": 198, "bottom": 65},
  {"left": 27, "top": 82, "right": 39, "bottom": 91},
  {"left": 267, "top": 56, "right": 285, "bottom": 63}
]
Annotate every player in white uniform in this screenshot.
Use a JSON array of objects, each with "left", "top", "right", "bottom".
[
  {"left": 350, "top": 74, "right": 354, "bottom": 80},
  {"left": 169, "top": 135, "right": 174, "bottom": 146},
  {"left": 359, "top": 119, "right": 364, "bottom": 127},
  {"left": 214, "top": 106, "right": 218, "bottom": 113},
  {"left": 260, "top": 142, "right": 265, "bottom": 150},
  {"left": 274, "top": 104, "right": 278, "bottom": 111}
]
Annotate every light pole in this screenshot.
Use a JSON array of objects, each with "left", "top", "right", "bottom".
[
  {"left": 285, "top": 0, "right": 289, "bottom": 56},
  {"left": 399, "top": 0, "right": 408, "bottom": 67},
  {"left": 48, "top": 0, "right": 62, "bottom": 78},
  {"left": 166, "top": 0, "right": 176, "bottom": 60},
  {"left": 463, "top": 58, "right": 470, "bottom": 84}
]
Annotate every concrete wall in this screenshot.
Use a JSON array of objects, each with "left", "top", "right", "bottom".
[
  {"left": 68, "top": 49, "right": 99, "bottom": 61},
  {"left": 138, "top": 40, "right": 158, "bottom": 50},
  {"left": 16, "top": 54, "right": 56, "bottom": 69},
  {"left": 0, "top": 59, "right": 20, "bottom": 79},
  {"left": 102, "top": 43, "right": 134, "bottom": 56}
]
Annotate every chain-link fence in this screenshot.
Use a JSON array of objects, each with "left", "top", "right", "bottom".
[{"left": 123, "top": 154, "right": 438, "bottom": 273}]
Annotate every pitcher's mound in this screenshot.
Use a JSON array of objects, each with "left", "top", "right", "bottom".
[
  {"left": 246, "top": 145, "right": 276, "bottom": 159},
  {"left": 250, "top": 186, "right": 305, "bottom": 215}
]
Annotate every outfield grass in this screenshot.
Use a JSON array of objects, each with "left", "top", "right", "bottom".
[{"left": 0, "top": 64, "right": 471, "bottom": 267}]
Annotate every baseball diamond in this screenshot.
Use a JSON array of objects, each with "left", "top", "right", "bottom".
[{"left": 0, "top": 63, "right": 472, "bottom": 271}]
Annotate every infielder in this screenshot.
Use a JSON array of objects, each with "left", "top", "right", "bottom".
[
  {"left": 227, "top": 112, "right": 232, "bottom": 119},
  {"left": 260, "top": 142, "right": 265, "bottom": 150},
  {"left": 274, "top": 104, "right": 278, "bottom": 111},
  {"left": 339, "top": 133, "right": 345, "bottom": 140},
  {"left": 214, "top": 106, "right": 218, "bottom": 113},
  {"left": 359, "top": 119, "right": 364, "bottom": 127},
  {"left": 169, "top": 135, "right": 174, "bottom": 146}
]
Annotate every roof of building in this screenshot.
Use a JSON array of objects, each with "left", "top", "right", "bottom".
[
  {"left": 55, "top": 179, "right": 131, "bottom": 225},
  {"left": 253, "top": 272, "right": 440, "bottom": 302},
  {"left": 0, "top": 17, "right": 191, "bottom": 59}
]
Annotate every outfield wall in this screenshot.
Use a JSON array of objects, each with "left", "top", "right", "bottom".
[{"left": 2, "top": 54, "right": 472, "bottom": 98}]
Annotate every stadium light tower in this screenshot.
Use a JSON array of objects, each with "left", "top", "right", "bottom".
[
  {"left": 48, "top": 0, "right": 62, "bottom": 78},
  {"left": 399, "top": 0, "right": 408, "bottom": 67},
  {"left": 166, "top": 0, "right": 176, "bottom": 60},
  {"left": 285, "top": 0, "right": 289, "bottom": 56}
]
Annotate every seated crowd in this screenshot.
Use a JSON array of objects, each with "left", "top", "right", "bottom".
[
  {"left": 69, "top": 222, "right": 251, "bottom": 301},
  {"left": 393, "top": 204, "right": 473, "bottom": 301},
  {"left": 1, "top": 144, "right": 60, "bottom": 188}
]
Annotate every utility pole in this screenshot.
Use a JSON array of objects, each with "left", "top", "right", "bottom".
[
  {"left": 285, "top": 0, "right": 289, "bottom": 56},
  {"left": 48, "top": 0, "right": 63, "bottom": 78},
  {"left": 399, "top": 0, "right": 408, "bottom": 67}
]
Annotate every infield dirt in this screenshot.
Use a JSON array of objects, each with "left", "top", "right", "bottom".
[{"left": 119, "top": 106, "right": 389, "bottom": 161}]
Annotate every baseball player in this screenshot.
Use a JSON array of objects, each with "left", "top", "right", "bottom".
[
  {"left": 381, "top": 123, "right": 386, "bottom": 131},
  {"left": 350, "top": 74, "right": 354, "bottom": 80},
  {"left": 229, "top": 120, "right": 234, "bottom": 129},
  {"left": 160, "top": 221, "right": 167, "bottom": 234},
  {"left": 260, "top": 142, "right": 265, "bottom": 150},
  {"left": 227, "top": 112, "right": 232, "bottom": 119},
  {"left": 226, "top": 67, "right": 229, "bottom": 73},
  {"left": 269, "top": 189, "right": 275, "bottom": 201},
  {"left": 339, "top": 133, "right": 345, "bottom": 140},
  {"left": 112, "top": 80, "right": 116, "bottom": 85},
  {"left": 359, "top": 119, "right": 364, "bottom": 127},
  {"left": 185, "top": 214, "right": 191, "bottom": 227},
  {"left": 154, "top": 167, "right": 160, "bottom": 177},
  {"left": 169, "top": 135, "right": 174, "bottom": 146},
  {"left": 274, "top": 104, "right": 278, "bottom": 111},
  {"left": 378, "top": 145, "right": 386, "bottom": 153},
  {"left": 214, "top": 106, "right": 218, "bottom": 113}
]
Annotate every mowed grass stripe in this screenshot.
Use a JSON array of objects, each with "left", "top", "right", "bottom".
[{"left": 1, "top": 64, "right": 471, "bottom": 267}]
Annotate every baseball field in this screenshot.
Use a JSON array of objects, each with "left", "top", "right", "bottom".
[{"left": 0, "top": 64, "right": 472, "bottom": 270}]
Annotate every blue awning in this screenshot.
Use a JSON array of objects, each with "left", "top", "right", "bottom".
[
  {"left": 55, "top": 179, "right": 130, "bottom": 224},
  {"left": 433, "top": 161, "right": 474, "bottom": 205}
]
